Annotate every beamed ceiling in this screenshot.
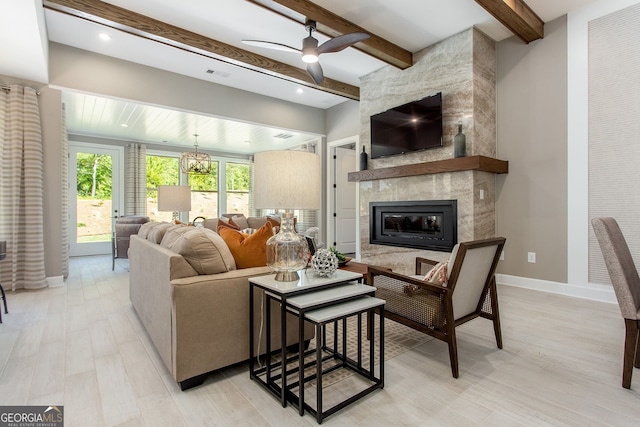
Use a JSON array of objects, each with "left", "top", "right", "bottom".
[{"left": 1, "top": 0, "right": 599, "bottom": 154}]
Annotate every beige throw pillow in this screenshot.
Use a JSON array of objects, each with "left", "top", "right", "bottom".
[
  {"left": 230, "top": 215, "right": 249, "bottom": 230},
  {"left": 160, "top": 224, "right": 192, "bottom": 248},
  {"left": 170, "top": 228, "right": 236, "bottom": 274},
  {"left": 146, "top": 222, "right": 173, "bottom": 244}
]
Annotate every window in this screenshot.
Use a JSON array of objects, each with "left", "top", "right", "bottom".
[
  {"left": 146, "top": 155, "right": 179, "bottom": 222},
  {"left": 226, "top": 162, "right": 251, "bottom": 216},
  {"left": 188, "top": 163, "right": 219, "bottom": 219},
  {"left": 145, "top": 153, "right": 247, "bottom": 222}
]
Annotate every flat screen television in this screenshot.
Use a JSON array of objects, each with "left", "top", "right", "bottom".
[{"left": 370, "top": 92, "right": 443, "bottom": 159}]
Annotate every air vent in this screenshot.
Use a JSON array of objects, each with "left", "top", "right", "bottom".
[
  {"left": 274, "top": 133, "right": 294, "bottom": 139},
  {"left": 205, "top": 69, "right": 230, "bottom": 78}
]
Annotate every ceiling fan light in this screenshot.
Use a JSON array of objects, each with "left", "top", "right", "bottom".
[
  {"left": 301, "top": 35, "right": 319, "bottom": 63},
  {"left": 302, "top": 52, "right": 318, "bottom": 63}
]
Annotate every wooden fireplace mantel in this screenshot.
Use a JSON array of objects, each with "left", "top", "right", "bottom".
[{"left": 347, "top": 155, "right": 508, "bottom": 182}]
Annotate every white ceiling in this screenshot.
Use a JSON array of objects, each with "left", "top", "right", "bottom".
[{"left": 3, "top": 0, "right": 600, "bottom": 154}]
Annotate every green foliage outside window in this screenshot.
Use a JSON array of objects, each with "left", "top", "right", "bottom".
[
  {"left": 189, "top": 163, "right": 218, "bottom": 191},
  {"left": 226, "top": 163, "right": 250, "bottom": 192},
  {"left": 146, "top": 156, "right": 180, "bottom": 192},
  {"left": 76, "top": 153, "right": 112, "bottom": 199}
]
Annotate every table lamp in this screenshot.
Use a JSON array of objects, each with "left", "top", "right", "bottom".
[
  {"left": 158, "top": 185, "right": 192, "bottom": 223},
  {"left": 253, "top": 150, "right": 321, "bottom": 281}
]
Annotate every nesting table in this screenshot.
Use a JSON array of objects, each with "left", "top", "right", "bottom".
[{"left": 249, "top": 269, "right": 385, "bottom": 423}]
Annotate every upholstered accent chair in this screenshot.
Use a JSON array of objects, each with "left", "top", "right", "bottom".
[
  {"left": 112, "top": 216, "right": 150, "bottom": 270},
  {"left": 591, "top": 217, "right": 640, "bottom": 389},
  {"left": 367, "top": 237, "right": 506, "bottom": 378}
]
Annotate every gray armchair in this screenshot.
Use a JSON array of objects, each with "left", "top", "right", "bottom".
[
  {"left": 113, "top": 216, "right": 150, "bottom": 270},
  {"left": 591, "top": 217, "right": 640, "bottom": 389},
  {"left": 367, "top": 237, "right": 506, "bottom": 378}
]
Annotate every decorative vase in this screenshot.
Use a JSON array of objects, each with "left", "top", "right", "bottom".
[
  {"left": 360, "top": 145, "right": 368, "bottom": 171},
  {"left": 454, "top": 121, "right": 466, "bottom": 158},
  {"left": 311, "top": 248, "right": 338, "bottom": 277},
  {"left": 266, "top": 212, "right": 308, "bottom": 282}
]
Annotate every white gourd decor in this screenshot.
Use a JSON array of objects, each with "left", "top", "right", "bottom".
[{"left": 311, "top": 248, "right": 338, "bottom": 277}]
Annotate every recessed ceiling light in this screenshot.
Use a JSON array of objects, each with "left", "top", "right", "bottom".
[
  {"left": 99, "top": 33, "right": 111, "bottom": 41},
  {"left": 296, "top": 88, "right": 304, "bottom": 94},
  {"left": 244, "top": 140, "right": 251, "bottom": 144},
  {"left": 120, "top": 123, "right": 128, "bottom": 128}
]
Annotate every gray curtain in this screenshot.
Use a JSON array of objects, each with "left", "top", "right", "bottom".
[
  {"left": 125, "top": 143, "right": 147, "bottom": 216},
  {"left": 0, "top": 85, "right": 47, "bottom": 291}
]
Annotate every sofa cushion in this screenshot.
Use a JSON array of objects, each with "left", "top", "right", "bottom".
[
  {"left": 217, "top": 218, "right": 240, "bottom": 232},
  {"left": 139, "top": 222, "right": 173, "bottom": 243},
  {"left": 229, "top": 215, "right": 249, "bottom": 230},
  {"left": 170, "top": 228, "right": 236, "bottom": 274},
  {"left": 247, "top": 216, "right": 269, "bottom": 229},
  {"left": 137, "top": 221, "right": 156, "bottom": 239},
  {"left": 218, "top": 220, "right": 275, "bottom": 268},
  {"left": 203, "top": 216, "right": 237, "bottom": 233},
  {"left": 160, "top": 224, "right": 193, "bottom": 248}
]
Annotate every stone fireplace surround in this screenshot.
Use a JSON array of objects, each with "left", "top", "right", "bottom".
[{"left": 357, "top": 28, "right": 499, "bottom": 276}]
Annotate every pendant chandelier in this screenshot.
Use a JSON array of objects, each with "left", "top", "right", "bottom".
[{"left": 180, "top": 134, "right": 212, "bottom": 174}]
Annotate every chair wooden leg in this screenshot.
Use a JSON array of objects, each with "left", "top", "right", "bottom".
[
  {"left": 447, "top": 329, "right": 459, "bottom": 379},
  {"left": 622, "top": 319, "right": 639, "bottom": 389},
  {"left": 444, "top": 300, "right": 459, "bottom": 378},
  {"left": 489, "top": 278, "right": 503, "bottom": 349}
]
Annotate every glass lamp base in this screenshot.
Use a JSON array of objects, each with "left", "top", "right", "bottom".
[
  {"left": 273, "top": 270, "right": 300, "bottom": 282},
  {"left": 266, "top": 213, "right": 309, "bottom": 282}
]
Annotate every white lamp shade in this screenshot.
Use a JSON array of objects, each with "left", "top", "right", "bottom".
[
  {"left": 158, "top": 185, "right": 192, "bottom": 212},
  {"left": 253, "top": 151, "right": 321, "bottom": 210}
]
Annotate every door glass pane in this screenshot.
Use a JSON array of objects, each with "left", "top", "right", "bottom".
[
  {"left": 189, "top": 162, "right": 219, "bottom": 219},
  {"left": 75, "top": 152, "right": 113, "bottom": 243},
  {"left": 226, "top": 162, "right": 250, "bottom": 216},
  {"left": 146, "top": 155, "right": 180, "bottom": 222}
]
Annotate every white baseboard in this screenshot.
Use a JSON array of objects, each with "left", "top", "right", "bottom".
[
  {"left": 496, "top": 274, "right": 617, "bottom": 304},
  {"left": 46, "top": 275, "right": 65, "bottom": 288}
]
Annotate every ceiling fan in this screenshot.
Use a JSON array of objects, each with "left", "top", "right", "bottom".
[{"left": 242, "top": 20, "right": 369, "bottom": 85}]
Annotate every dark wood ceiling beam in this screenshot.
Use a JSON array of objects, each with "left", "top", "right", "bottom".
[
  {"left": 43, "top": 0, "right": 360, "bottom": 100},
  {"left": 247, "top": 0, "right": 413, "bottom": 69},
  {"left": 475, "top": 0, "right": 544, "bottom": 43}
]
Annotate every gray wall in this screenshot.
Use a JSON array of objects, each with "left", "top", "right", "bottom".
[
  {"left": 326, "top": 100, "right": 359, "bottom": 142},
  {"left": 495, "top": 16, "right": 568, "bottom": 282}
]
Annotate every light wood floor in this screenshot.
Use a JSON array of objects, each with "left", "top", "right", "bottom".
[{"left": 1, "top": 255, "right": 640, "bottom": 426}]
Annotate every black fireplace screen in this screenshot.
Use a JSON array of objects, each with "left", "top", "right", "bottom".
[{"left": 370, "top": 200, "right": 457, "bottom": 252}]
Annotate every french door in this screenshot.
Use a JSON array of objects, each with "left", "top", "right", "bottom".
[{"left": 69, "top": 143, "right": 124, "bottom": 256}]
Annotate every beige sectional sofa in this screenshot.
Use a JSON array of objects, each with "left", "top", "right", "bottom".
[{"left": 129, "top": 219, "right": 314, "bottom": 390}]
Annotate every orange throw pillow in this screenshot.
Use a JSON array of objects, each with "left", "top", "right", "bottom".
[{"left": 218, "top": 220, "right": 274, "bottom": 268}]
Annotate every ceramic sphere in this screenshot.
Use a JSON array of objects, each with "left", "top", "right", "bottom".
[{"left": 311, "top": 248, "right": 338, "bottom": 277}]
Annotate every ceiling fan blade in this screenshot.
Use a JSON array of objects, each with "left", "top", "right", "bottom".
[
  {"left": 317, "top": 33, "right": 370, "bottom": 55},
  {"left": 241, "top": 39, "right": 300, "bottom": 54},
  {"left": 306, "top": 62, "right": 324, "bottom": 85}
]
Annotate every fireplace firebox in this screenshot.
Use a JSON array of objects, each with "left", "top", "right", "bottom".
[{"left": 369, "top": 200, "right": 457, "bottom": 252}]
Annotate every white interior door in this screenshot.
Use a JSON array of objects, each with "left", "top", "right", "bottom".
[
  {"left": 333, "top": 146, "right": 357, "bottom": 253},
  {"left": 69, "top": 143, "right": 124, "bottom": 256}
]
